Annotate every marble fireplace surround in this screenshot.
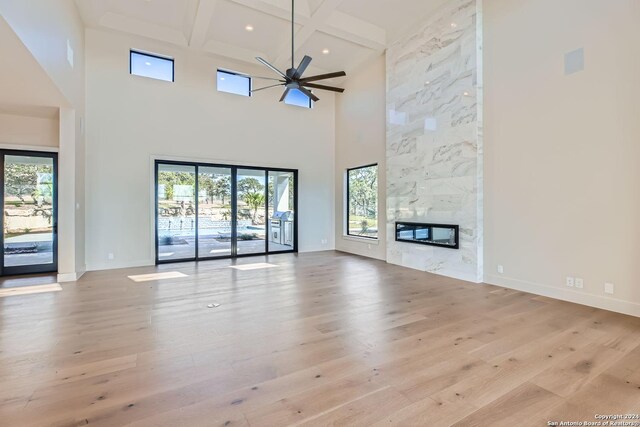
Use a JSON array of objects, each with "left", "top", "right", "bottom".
[{"left": 386, "top": 0, "right": 483, "bottom": 282}]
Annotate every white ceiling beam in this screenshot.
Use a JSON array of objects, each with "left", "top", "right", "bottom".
[
  {"left": 229, "top": 0, "right": 387, "bottom": 66},
  {"left": 190, "top": 0, "right": 219, "bottom": 48},
  {"left": 78, "top": 0, "right": 388, "bottom": 76},
  {"left": 99, "top": 12, "right": 188, "bottom": 47},
  {"left": 202, "top": 39, "right": 268, "bottom": 64},
  {"left": 272, "top": 0, "right": 345, "bottom": 67},
  {"left": 228, "top": 0, "right": 311, "bottom": 23},
  {"left": 322, "top": 11, "right": 386, "bottom": 50}
]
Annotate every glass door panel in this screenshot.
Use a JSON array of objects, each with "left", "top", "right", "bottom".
[
  {"left": 198, "top": 166, "right": 232, "bottom": 258},
  {"left": 268, "top": 171, "right": 295, "bottom": 253},
  {"left": 3, "top": 154, "right": 57, "bottom": 273},
  {"left": 236, "top": 168, "right": 267, "bottom": 255},
  {"left": 156, "top": 164, "right": 196, "bottom": 261}
]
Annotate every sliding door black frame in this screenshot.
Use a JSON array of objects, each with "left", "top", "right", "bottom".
[
  {"left": 154, "top": 159, "right": 298, "bottom": 265},
  {"left": 0, "top": 149, "right": 58, "bottom": 276},
  {"left": 266, "top": 169, "right": 299, "bottom": 255}
]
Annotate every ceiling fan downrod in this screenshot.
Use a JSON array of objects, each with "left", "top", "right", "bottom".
[{"left": 251, "top": 0, "right": 347, "bottom": 102}]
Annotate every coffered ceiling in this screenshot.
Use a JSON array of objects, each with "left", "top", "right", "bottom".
[{"left": 75, "top": 0, "right": 448, "bottom": 75}]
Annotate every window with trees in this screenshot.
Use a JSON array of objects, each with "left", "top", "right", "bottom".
[
  {"left": 155, "top": 161, "right": 297, "bottom": 263},
  {"left": 346, "top": 164, "right": 378, "bottom": 239}
]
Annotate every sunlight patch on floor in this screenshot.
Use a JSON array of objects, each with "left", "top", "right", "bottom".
[
  {"left": 0, "top": 283, "right": 62, "bottom": 298},
  {"left": 128, "top": 271, "right": 188, "bottom": 282}
]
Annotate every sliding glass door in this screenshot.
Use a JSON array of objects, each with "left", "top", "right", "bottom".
[
  {"left": 198, "top": 166, "right": 232, "bottom": 258},
  {"left": 268, "top": 170, "right": 296, "bottom": 253},
  {"left": 0, "top": 150, "right": 58, "bottom": 276},
  {"left": 236, "top": 169, "right": 267, "bottom": 255},
  {"left": 156, "top": 164, "right": 196, "bottom": 262},
  {"left": 155, "top": 161, "right": 297, "bottom": 264}
]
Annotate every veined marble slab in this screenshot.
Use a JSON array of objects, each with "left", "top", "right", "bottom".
[{"left": 386, "top": 0, "right": 483, "bottom": 283}]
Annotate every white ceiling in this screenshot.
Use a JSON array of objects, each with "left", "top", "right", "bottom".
[{"left": 75, "top": 0, "right": 447, "bottom": 77}]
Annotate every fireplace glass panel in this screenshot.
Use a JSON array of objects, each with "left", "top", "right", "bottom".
[{"left": 395, "top": 222, "right": 459, "bottom": 249}]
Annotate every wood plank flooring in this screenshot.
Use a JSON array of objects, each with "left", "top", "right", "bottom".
[{"left": 0, "top": 251, "right": 639, "bottom": 426}]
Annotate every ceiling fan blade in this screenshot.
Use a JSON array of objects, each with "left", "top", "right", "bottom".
[
  {"left": 300, "top": 71, "right": 346, "bottom": 83},
  {"left": 293, "top": 55, "right": 312, "bottom": 80},
  {"left": 302, "top": 82, "right": 345, "bottom": 93},
  {"left": 279, "top": 87, "right": 291, "bottom": 102},
  {"left": 256, "top": 57, "right": 287, "bottom": 79},
  {"left": 252, "top": 76, "right": 285, "bottom": 82},
  {"left": 251, "top": 83, "right": 285, "bottom": 93},
  {"left": 298, "top": 86, "right": 320, "bottom": 103}
]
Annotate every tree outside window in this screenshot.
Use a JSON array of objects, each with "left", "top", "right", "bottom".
[{"left": 347, "top": 165, "right": 378, "bottom": 239}]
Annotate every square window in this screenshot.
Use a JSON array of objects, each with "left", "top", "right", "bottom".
[
  {"left": 130, "top": 50, "right": 174, "bottom": 82},
  {"left": 285, "top": 89, "right": 313, "bottom": 108},
  {"left": 217, "top": 70, "right": 251, "bottom": 97}
]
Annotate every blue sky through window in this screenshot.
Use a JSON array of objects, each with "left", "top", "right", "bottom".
[
  {"left": 130, "top": 51, "right": 174, "bottom": 82},
  {"left": 217, "top": 70, "right": 251, "bottom": 96},
  {"left": 285, "top": 89, "right": 312, "bottom": 108}
]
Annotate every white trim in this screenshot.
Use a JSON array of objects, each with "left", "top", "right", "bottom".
[
  {"left": 342, "top": 235, "right": 379, "bottom": 245},
  {"left": 86, "top": 258, "right": 155, "bottom": 272},
  {"left": 149, "top": 156, "right": 157, "bottom": 266},
  {"left": 0, "top": 143, "right": 59, "bottom": 152},
  {"left": 130, "top": 48, "right": 174, "bottom": 61},
  {"left": 485, "top": 274, "right": 640, "bottom": 318},
  {"left": 57, "top": 271, "right": 85, "bottom": 282}
]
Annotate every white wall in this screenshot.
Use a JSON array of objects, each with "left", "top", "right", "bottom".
[
  {"left": 85, "top": 29, "right": 336, "bottom": 270},
  {"left": 0, "top": 0, "right": 85, "bottom": 109},
  {"left": 0, "top": 113, "right": 59, "bottom": 148},
  {"left": 0, "top": 0, "right": 86, "bottom": 280},
  {"left": 335, "top": 54, "right": 387, "bottom": 260},
  {"left": 484, "top": 0, "right": 640, "bottom": 315}
]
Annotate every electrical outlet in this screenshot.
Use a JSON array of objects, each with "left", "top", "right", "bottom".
[
  {"left": 321, "top": 239, "right": 328, "bottom": 245},
  {"left": 108, "top": 253, "right": 114, "bottom": 260},
  {"left": 497, "top": 265, "right": 504, "bottom": 274},
  {"left": 566, "top": 277, "right": 575, "bottom": 287},
  {"left": 575, "top": 278, "right": 584, "bottom": 289},
  {"left": 604, "top": 283, "right": 614, "bottom": 295}
]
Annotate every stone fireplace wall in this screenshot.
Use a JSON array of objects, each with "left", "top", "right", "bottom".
[{"left": 386, "top": 0, "right": 483, "bottom": 282}]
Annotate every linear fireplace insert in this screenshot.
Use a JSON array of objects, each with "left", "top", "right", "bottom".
[{"left": 395, "top": 222, "right": 459, "bottom": 249}]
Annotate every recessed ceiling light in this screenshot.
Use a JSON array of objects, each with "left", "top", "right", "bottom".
[
  {"left": 425, "top": 81, "right": 431, "bottom": 85},
  {"left": 451, "top": 22, "right": 457, "bottom": 28},
  {"left": 464, "top": 91, "right": 470, "bottom": 96},
  {"left": 220, "top": 77, "right": 225, "bottom": 81},
  {"left": 322, "top": 48, "right": 330, "bottom": 55},
  {"left": 245, "top": 25, "right": 254, "bottom": 32},
  {"left": 145, "top": 61, "right": 151, "bottom": 66}
]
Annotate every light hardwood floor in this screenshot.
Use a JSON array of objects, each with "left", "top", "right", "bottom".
[{"left": 1, "top": 251, "right": 639, "bottom": 426}]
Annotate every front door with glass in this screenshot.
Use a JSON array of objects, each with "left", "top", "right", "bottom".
[{"left": 1, "top": 151, "right": 58, "bottom": 276}]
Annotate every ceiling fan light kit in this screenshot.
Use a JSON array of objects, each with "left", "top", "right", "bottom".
[{"left": 250, "top": 0, "right": 346, "bottom": 103}]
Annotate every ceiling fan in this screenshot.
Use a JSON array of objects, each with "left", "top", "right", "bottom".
[{"left": 250, "top": 0, "right": 346, "bottom": 102}]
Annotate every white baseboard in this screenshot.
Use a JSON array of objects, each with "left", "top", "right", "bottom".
[
  {"left": 485, "top": 274, "right": 640, "bottom": 318},
  {"left": 86, "top": 259, "right": 155, "bottom": 272},
  {"left": 57, "top": 271, "right": 85, "bottom": 282}
]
